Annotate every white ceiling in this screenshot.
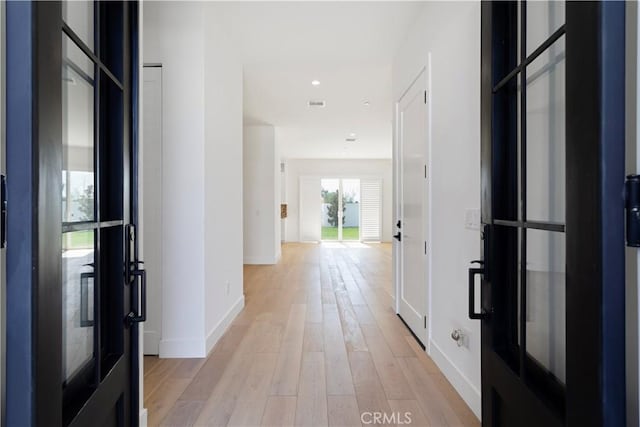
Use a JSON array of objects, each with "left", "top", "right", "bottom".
[{"left": 213, "top": 2, "right": 425, "bottom": 159}]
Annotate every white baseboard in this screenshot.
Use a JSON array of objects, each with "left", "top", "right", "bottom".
[
  {"left": 429, "top": 339, "right": 481, "bottom": 420},
  {"left": 139, "top": 408, "right": 148, "bottom": 427},
  {"left": 244, "top": 255, "right": 279, "bottom": 265},
  {"left": 206, "top": 295, "right": 245, "bottom": 354},
  {"left": 159, "top": 337, "right": 206, "bottom": 358},
  {"left": 143, "top": 330, "right": 160, "bottom": 355}
]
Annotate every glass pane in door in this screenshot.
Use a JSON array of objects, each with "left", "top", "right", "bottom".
[
  {"left": 526, "top": 37, "right": 565, "bottom": 224},
  {"left": 321, "top": 179, "right": 340, "bottom": 240},
  {"left": 63, "top": 0, "right": 94, "bottom": 51},
  {"left": 526, "top": 229, "right": 566, "bottom": 384},
  {"left": 62, "top": 230, "right": 95, "bottom": 382},
  {"left": 342, "top": 179, "right": 360, "bottom": 241},
  {"left": 63, "top": 36, "right": 95, "bottom": 223}
]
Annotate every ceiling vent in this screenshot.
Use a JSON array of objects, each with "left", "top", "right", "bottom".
[
  {"left": 345, "top": 137, "right": 357, "bottom": 143},
  {"left": 308, "top": 100, "right": 326, "bottom": 108}
]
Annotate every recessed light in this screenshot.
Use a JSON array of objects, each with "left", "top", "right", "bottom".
[
  {"left": 363, "top": 101, "right": 370, "bottom": 106},
  {"left": 349, "top": 132, "right": 356, "bottom": 138},
  {"left": 311, "top": 80, "right": 321, "bottom": 86}
]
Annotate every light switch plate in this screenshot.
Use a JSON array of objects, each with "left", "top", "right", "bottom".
[{"left": 465, "top": 208, "right": 481, "bottom": 230}]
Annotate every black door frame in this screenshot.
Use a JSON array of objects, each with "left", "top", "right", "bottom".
[
  {"left": 5, "top": 1, "right": 141, "bottom": 425},
  {"left": 480, "top": 1, "right": 626, "bottom": 426}
]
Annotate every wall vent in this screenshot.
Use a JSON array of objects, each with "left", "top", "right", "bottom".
[
  {"left": 308, "top": 100, "right": 326, "bottom": 108},
  {"left": 345, "top": 138, "right": 357, "bottom": 143}
]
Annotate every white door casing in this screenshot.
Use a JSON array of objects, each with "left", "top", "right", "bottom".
[
  {"left": 142, "top": 66, "right": 162, "bottom": 355},
  {"left": 397, "top": 68, "right": 429, "bottom": 345}
]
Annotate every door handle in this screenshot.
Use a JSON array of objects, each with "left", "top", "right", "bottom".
[
  {"left": 393, "top": 232, "right": 402, "bottom": 242},
  {"left": 468, "top": 265, "right": 486, "bottom": 320},
  {"left": 126, "top": 267, "right": 146, "bottom": 326}
]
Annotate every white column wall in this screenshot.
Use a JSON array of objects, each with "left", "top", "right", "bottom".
[
  {"left": 392, "top": 1, "right": 482, "bottom": 418},
  {"left": 143, "top": 1, "right": 206, "bottom": 357},
  {"left": 142, "top": 1, "right": 244, "bottom": 358},
  {"left": 203, "top": 2, "right": 245, "bottom": 353},
  {"left": 243, "top": 125, "right": 280, "bottom": 264}
]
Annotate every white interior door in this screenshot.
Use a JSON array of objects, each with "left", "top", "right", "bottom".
[
  {"left": 398, "top": 70, "right": 428, "bottom": 344},
  {"left": 142, "top": 66, "right": 162, "bottom": 355},
  {"left": 299, "top": 177, "right": 321, "bottom": 242}
]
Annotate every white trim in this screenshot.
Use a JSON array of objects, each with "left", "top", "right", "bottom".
[
  {"left": 244, "top": 255, "right": 280, "bottom": 265},
  {"left": 430, "top": 339, "right": 481, "bottom": 420},
  {"left": 425, "top": 54, "right": 433, "bottom": 355},
  {"left": 139, "top": 408, "right": 148, "bottom": 427},
  {"left": 143, "top": 330, "right": 160, "bottom": 355},
  {"left": 205, "top": 295, "right": 245, "bottom": 354},
  {"left": 159, "top": 337, "right": 206, "bottom": 358}
]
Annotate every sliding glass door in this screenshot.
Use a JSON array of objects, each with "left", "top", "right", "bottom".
[{"left": 320, "top": 178, "right": 361, "bottom": 242}]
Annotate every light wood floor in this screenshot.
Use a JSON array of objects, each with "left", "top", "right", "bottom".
[{"left": 144, "top": 242, "right": 479, "bottom": 427}]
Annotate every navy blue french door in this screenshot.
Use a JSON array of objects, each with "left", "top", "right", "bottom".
[
  {"left": 476, "top": 1, "right": 626, "bottom": 426},
  {"left": 5, "top": 1, "right": 142, "bottom": 426}
]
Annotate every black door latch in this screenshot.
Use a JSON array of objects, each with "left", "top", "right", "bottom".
[{"left": 625, "top": 175, "right": 640, "bottom": 247}]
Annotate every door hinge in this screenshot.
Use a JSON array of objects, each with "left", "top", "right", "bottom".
[
  {"left": 424, "top": 90, "right": 427, "bottom": 104},
  {"left": 626, "top": 174, "right": 640, "bottom": 247},
  {"left": 424, "top": 315, "right": 427, "bottom": 328},
  {"left": 424, "top": 241, "right": 427, "bottom": 254},
  {"left": 424, "top": 165, "right": 427, "bottom": 179},
  {"left": 1, "top": 174, "right": 6, "bottom": 249}
]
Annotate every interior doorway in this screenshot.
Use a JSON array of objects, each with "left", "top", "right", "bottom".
[{"left": 396, "top": 68, "right": 429, "bottom": 346}]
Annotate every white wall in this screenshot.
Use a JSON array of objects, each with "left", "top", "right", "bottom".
[
  {"left": 143, "top": 1, "right": 206, "bottom": 357},
  {"left": 284, "top": 158, "right": 392, "bottom": 242},
  {"left": 243, "top": 125, "right": 281, "bottom": 264},
  {"left": 393, "top": 1, "right": 481, "bottom": 418},
  {"left": 204, "top": 2, "right": 245, "bottom": 352},
  {"left": 143, "top": 1, "right": 244, "bottom": 358}
]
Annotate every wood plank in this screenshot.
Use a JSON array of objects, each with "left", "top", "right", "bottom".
[
  {"left": 145, "top": 378, "right": 191, "bottom": 427},
  {"left": 387, "top": 400, "right": 430, "bottom": 427},
  {"left": 159, "top": 400, "right": 204, "bottom": 427},
  {"left": 261, "top": 396, "right": 297, "bottom": 426},
  {"left": 327, "top": 395, "right": 362, "bottom": 427},
  {"left": 396, "top": 357, "right": 464, "bottom": 426},
  {"left": 303, "top": 322, "right": 324, "bottom": 353},
  {"left": 353, "top": 305, "right": 377, "bottom": 326},
  {"left": 323, "top": 304, "right": 356, "bottom": 395},
  {"left": 270, "top": 304, "right": 307, "bottom": 395},
  {"left": 348, "top": 351, "right": 394, "bottom": 427},
  {"left": 193, "top": 352, "right": 255, "bottom": 426},
  {"left": 335, "top": 291, "right": 368, "bottom": 352},
  {"left": 360, "top": 324, "right": 413, "bottom": 399},
  {"left": 403, "top": 335, "right": 441, "bottom": 374},
  {"left": 178, "top": 350, "right": 234, "bottom": 401},
  {"left": 294, "top": 352, "right": 328, "bottom": 426}
]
